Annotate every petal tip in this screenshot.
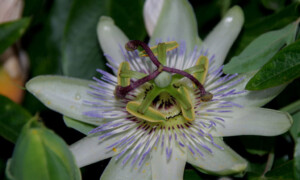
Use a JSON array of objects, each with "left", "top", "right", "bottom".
[
  {"left": 232, "top": 160, "right": 248, "bottom": 173},
  {"left": 227, "top": 5, "right": 245, "bottom": 25},
  {"left": 97, "top": 16, "right": 114, "bottom": 33},
  {"left": 25, "top": 76, "right": 46, "bottom": 95},
  {"left": 270, "top": 110, "right": 293, "bottom": 136},
  {"left": 203, "top": 5, "right": 245, "bottom": 68},
  {"left": 99, "top": 16, "right": 114, "bottom": 24}
]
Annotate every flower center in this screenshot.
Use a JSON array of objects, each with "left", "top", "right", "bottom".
[{"left": 115, "top": 40, "right": 213, "bottom": 123}]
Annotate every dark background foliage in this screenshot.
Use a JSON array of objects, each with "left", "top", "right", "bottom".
[{"left": 1, "top": 0, "right": 300, "bottom": 179}]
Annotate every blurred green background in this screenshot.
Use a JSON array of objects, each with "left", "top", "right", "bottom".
[{"left": 1, "top": 0, "right": 300, "bottom": 179}]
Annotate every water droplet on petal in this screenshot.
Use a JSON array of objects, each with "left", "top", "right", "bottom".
[{"left": 75, "top": 93, "right": 81, "bottom": 100}]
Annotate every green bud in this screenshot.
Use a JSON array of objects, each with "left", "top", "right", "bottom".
[{"left": 6, "top": 121, "right": 81, "bottom": 180}]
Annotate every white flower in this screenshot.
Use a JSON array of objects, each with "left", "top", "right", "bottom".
[{"left": 26, "top": 0, "right": 292, "bottom": 179}]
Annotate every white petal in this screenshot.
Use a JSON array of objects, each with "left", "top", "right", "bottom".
[
  {"left": 149, "top": 0, "right": 201, "bottom": 52},
  {"left": 150, "top": 137, "right": 187, "bottom": 180},
  {"left": 26, "top": 75, "right": 102, "bottom": 125},
  {"left": 211, "top": 107, "right": 292, "bottom": 137},
  {"left": 100, "top": 156, "right": 151, "bottom": 180},
  {"left": 187, "top": 138, "right": 247, "bottom": 175},
  {"left": 70, "top": 134, "right": 123, "bottom": 168},
  {"left": 223, "top": 72, "right": 287, "bottom": 107},
  {"left": 229, "top": 84, "right": 286, "bottom": 107},
  {"left": 204, "top": 6, "right": 244, "bottom": 68},
  {"left": 97, "top": 16, "right": 129, "bottom": 70},
  {"left": 143, "top": 0, "right": 164, "bottom": 36}
]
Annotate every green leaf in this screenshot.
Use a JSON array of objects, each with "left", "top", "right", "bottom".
[
  {"left": 228, "top": 2, "right": 300, "bottom": 57},
  {"left": 24, "top": 0, "right": 72, "bottom": 77},
  {"left": 0, "top": 18, "right": 31, "bottom": 54},
  {"left": 246, "top": 40, "right": 300, "bottom": 90},
  {"left": 110, "top": 0, "right": 146, "bottom": 40},
  {"left": 294, "top": 135, "right": 300, "bottom": 180},
  {"left": 22, "top": 0, "right": 73, "bottom": 114},
  {"left": 62, "top": 0, "right": 146, "bottom": 79},
  {"left": 240, "top": 136, "right": 274, "bottom": 156},
  {"left": 265, "top": 160, "right": 295, "bottom": 180},
  {"left": 247, "top": 162, "right": 266, "bottom": 176},
  {"left": 290, "top": 111, "right": 300, "bottom": 142},
  {"left": 217, "top": 0, "right": 231, "bottom": 17},
  {"left": 0, "top": 95, "right": 32, "bottom": 143},
  {"left": 261, "top": 0, "right": 286, "bottom": 11},
  {"left": 62, "top": 0, "right": 109, "bottom": 79},
  {"left": 194, "top": 1, "right": 222, "bottom": 37},
  {"left": 63, "top": 116, "right": 96, "bottom": 135},
  {"left": 283, "top": 100, "right": 300, "bottom": 180},
  {"left": 0, "top": 157, "right": 5, "bottom": 180},
  {"left": 280, "top": 99, "right": 300, "bottom": 141},
  {"left": 6, "top": 121, "right": 81, "bottom": 180},
  {"left": 183, "top": 169, "right": 202, "bottom": 180},
  {"left": 280, "top": 99, "right": 300, "bottom": 115},
  {"left": 223, "top": 21, "right": 298, "bottom": 74},
  {"left": 23, "top": 0, "right": 46, "bottom": 18}
]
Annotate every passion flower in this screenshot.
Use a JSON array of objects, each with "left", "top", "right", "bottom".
[{"left": 25, "top": 1, "right": 292, "bottom": 179}]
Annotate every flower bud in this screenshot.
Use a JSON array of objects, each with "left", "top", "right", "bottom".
[{"left": 6, "top": 122, "right": 81, "bottom": 180}]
